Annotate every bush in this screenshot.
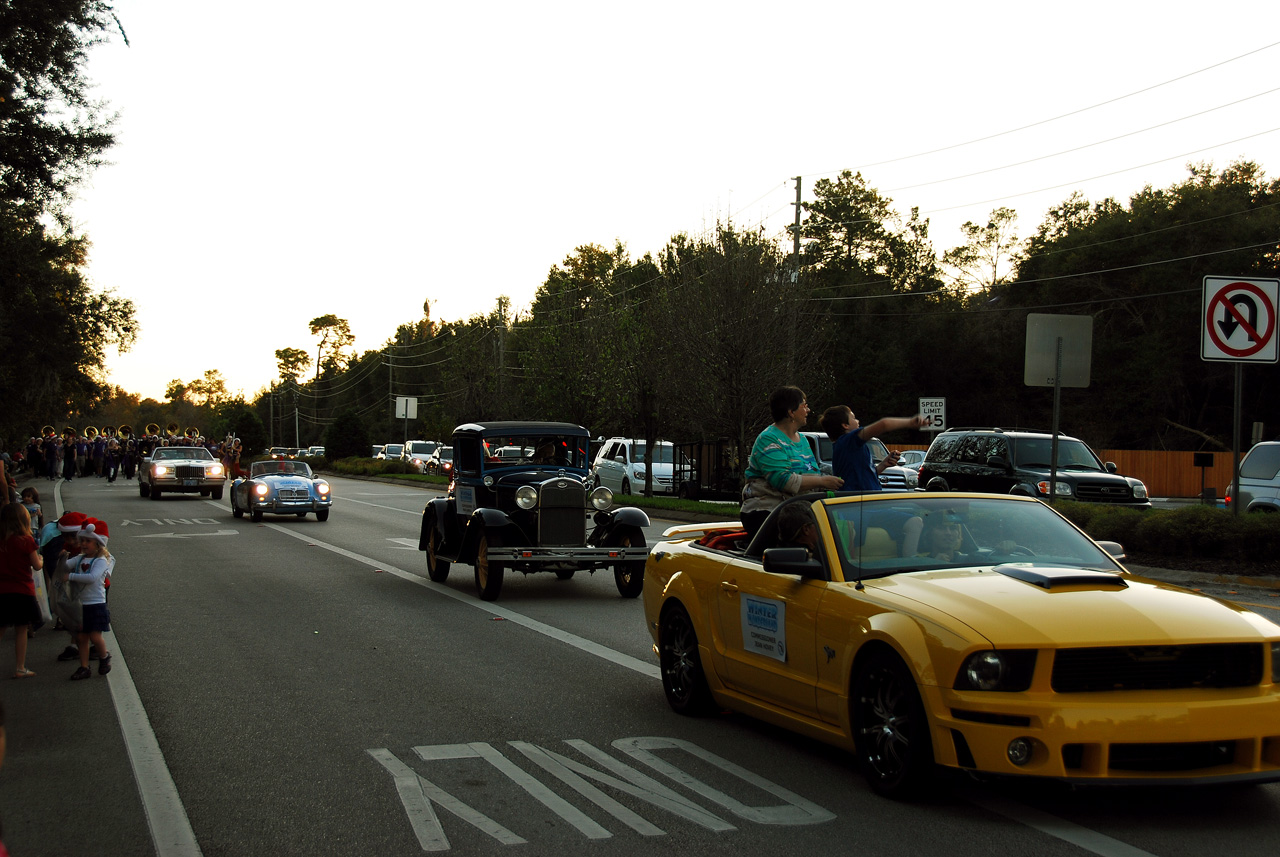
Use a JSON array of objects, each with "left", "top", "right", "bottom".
[
  {"left": 324, "top": 409, "right": 370, "bottom": 461},
  {"left": 326, "top": 457, "right": 424, "bottom": 477}
]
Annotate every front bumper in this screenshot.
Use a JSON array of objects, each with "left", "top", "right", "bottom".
[
  {"left": 929, "top": 685, "right": 1280, "bottom": 783},
  {"left": 150, "top": 478, "right": 224, "bottom": 493},
  {"left": 252, "top": 497, "right": 332, "bottom": 513},
  {"left": 487, "top": 545, "right": 647, "bottom": 569}
]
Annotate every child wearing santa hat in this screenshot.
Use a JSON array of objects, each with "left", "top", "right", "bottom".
[{"left": 61, "top": 518, "right": 112, "bottom": 679}]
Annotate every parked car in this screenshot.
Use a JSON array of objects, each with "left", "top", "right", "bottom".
[
  {"left": 418, "top": 421, "right": 650, "bottom": 601},
  {"left": 378, "top": 443, "right": 405, "bottom": 462},
  {"left": 404, "top": 440, "right": 440, "bottom": 471},
  {"left": 139, "top": 446, "right": 226, "bottom": 500},
  {"left": 591, "top": 437, "right": 686, "bottom": 495},
  {"left": 1228, "top": 441, "right": 1280, "bottom": 512},
  {"left": 799, "top": 431, "right": 918, "bottom": 491},
  {"left": 917, "top": 427, "right": 1150, "bottom": 506},
  {"left": 897, "top": 449, "right": 926, "bottom": 470},
  {"left": 230, "top": 459, "right": 332, "bottom": 522},
  {"left": 425, "top": 445, "right": 454, "bottom": 476},
  {"left": 372, "top": 444, "right": 384, "bottom": 458},
  {"left": 643, "top": 490, "right": 1280, "bottom": 796},
  {"left": 305, "top": 446, "right": 325, "bottom": 458}
]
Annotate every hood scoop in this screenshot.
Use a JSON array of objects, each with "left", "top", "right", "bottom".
[{"left": 993, "top": 565, "right": 1128, "bottom": 591}]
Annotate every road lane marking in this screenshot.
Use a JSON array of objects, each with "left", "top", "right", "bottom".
[
  {"left": 136, "top": 530, "right": 238, "bottom": 539},
  {"left": 260, "top": 522, "right": 661, "bottom": 680},
  {"left": 970, "top": 795, "right": 1158, "bottom": 857}
]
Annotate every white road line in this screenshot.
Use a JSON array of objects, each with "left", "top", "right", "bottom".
[
  {"left": 970, "top": 795, "right": 1158, "bottom": 857},
  {"left": 55, "top": 482, "right": 204, "bottom": 857},
  {"left": 262, "top": 522, "right": 662, "bottom": 680}
]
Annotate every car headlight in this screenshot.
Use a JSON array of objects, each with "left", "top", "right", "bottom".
[
  {"left": 210, "top": 465, "right": 224, "bottom": 477},
  {"left": 1128, "top": 478, "right": 1149, "bottom": 499},
  {"left": 903, "top": 469, "right": 918, "bottom": 488},
  {"left": 954, "top": 650, "right": 1037, "bottom": 691},
  {"left": 316, "top": 482, "right": 330, "bottom": 495},
  {"left": 154, "top": 465, "right": 169, "bottom": 477},
  {"left": 515, "top": 485, "right": 538, "bottom": 509},
  {"left": 483, "top": 475, "right": 495, "bottom": 487},
  {"left": 590, "top": 486, "right": 613, "bottom": 511},
  {"left": 254, "top": 483, "right": 269, "bottom": 497},
  {"left": 634, "top": 467, "right": 647, "bottom": 480},
  {"left": 1035, "top": 480, "right": 1074, "bottom": 497}
]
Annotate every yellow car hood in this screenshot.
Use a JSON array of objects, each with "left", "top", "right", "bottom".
[{"left": 870, "top": 567, "right": 1276, "bottom": 647}]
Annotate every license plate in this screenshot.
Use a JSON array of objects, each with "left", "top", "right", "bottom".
[{"left": 183, "top": 479, "right": 198, "bottom": 486}]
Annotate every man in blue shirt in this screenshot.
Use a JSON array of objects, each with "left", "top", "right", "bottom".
[{"left": 821, "top": 406, "right": 923, "bottom": 491}]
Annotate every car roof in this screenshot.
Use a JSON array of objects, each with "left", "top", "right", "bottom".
[
  {"left": 938, "top": 427, "right": 1084, "bottom": 443},
  {"left": 453, "top": 421, "right": 588, "bottom": 438}
]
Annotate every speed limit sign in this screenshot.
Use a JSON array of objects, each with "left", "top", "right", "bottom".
[{"left": 919, "top": 398, "right": 946, "bottom": 432}]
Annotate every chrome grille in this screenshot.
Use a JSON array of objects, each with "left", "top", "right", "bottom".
[
  {"left": 1052, "top": 644, "right": 1263, "bottom": 692},
  {"left": 175, "top": 466, "right": 204, "bottom": 479},
  {"left": 279, "top": 488, "right": 309, "bottom": 500},
  {"left": 1074, "top": 481, "right": 1133, "bottom": 503}
]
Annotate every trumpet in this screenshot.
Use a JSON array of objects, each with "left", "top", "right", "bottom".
[
  {"left": 84, "top": 426, "right": 99, "bottom": 441},
  {"left": 145, "top": 423, "right": 161, "bottom": 437}
]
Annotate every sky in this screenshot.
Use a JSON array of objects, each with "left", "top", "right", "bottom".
[{"left": 70, "top": 1, "right": 1280, "bottom": 402}]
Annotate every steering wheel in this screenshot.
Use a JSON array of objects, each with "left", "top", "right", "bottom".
[{"left": 1005, "top": 544, "right": 1036, "bottom": 557}]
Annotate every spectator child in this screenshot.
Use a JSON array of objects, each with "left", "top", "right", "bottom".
[
  {"left": 20, "top": 488, "right": 42, "bottom": 538},
  {"left": 62, "top": 519, "right": 112, "bottom": 679},
  {"left": 0, "top": 503, "right": 43, "bottom": 678}
]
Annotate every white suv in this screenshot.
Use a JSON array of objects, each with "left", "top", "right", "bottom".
[
  {"left": 591, "top": 438, "right": 680, "bottom": 495},
  {"left": 404, "top": 440, "right": 440, "bottom": 471}
]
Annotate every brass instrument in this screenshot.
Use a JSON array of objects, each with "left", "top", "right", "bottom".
[
  {"left": 103, "top": 426, "right": 117, "bottom": 438},
  {"left": 166, "top": 422, "right": 180, "bottom": 437},
  {"left": 41, "top": 425, "right": 55, "bottom": 438},
  {"left": 145, "top": 423, "right": 161, "bottom": 437},
  {"left": 84, "top": 426, "right": 99, "bottom": 441},
  {"left": 119, "top": 425, "right": 133, "bottom": 439},
  {"left": 63, "top": 427, "right": 78, "bottom": 441},
  {"left": 185, "top": 426, "right": 200, "bottom": 440}
]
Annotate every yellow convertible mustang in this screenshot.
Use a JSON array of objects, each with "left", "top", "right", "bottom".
[{"left": 642, "top": 492, "right": 1280, "bottom": 798}]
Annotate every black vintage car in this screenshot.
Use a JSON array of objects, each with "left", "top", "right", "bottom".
[{"left": 418, "top": 421, "right": 651, "bottom": 601}]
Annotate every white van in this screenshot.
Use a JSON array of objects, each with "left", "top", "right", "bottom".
[
  {"left": 404, "top": 440, "right": 440, "bottom": 471},
  {"left": 591, "top": 438, "right": 683, "bottom": 495}
]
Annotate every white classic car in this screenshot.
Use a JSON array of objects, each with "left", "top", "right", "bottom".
[{"left": 139, "top": 446, "right": 226, "bottom": 500}]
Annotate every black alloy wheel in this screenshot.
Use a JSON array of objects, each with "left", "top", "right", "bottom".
[
  {"left": 851, "top": 649, "right": 934, "bottom": 799},
  {"left": 659, "top": 604, "right": 714, "bottom": 716}
]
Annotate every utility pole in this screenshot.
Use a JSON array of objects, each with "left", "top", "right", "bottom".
[{"left": 788, "top": 175, "right": 803, "bottom": 377}]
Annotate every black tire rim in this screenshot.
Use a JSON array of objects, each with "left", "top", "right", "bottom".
[
  {"left": 856, "top": 661, "right": 914, "bottom": 783},
  {"left": 661, "top": 609, "right": 701, "bottom": 707}
]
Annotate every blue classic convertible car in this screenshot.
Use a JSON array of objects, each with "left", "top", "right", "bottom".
[{"left": 230, "top": 460, "right": 332, "bottom": 522}]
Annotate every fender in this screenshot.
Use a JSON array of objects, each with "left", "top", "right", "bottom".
[
  {"left": 418, "top": 497, "right": 454, "bottom": 551},
  {"left": 650, "top": 565, "right": 729, "bottom": 694},
  {"left": 456, "top": 507, "right": 518, "bottom": 565},
  {"left": 595, "top": 506, "right": 651, "bottom": 537}
]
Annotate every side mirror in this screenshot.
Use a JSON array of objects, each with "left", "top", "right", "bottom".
[
  {"left": 1096, "top": 540, "right": 1126, "bottom": 560},
  {"left": 1104, "top": 461, "right": 1118, "bottom": 473},
  {"left": 763, "top": 547, "right": 826, "bottom": 579}
]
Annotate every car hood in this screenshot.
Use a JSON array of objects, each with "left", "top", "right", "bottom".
[
  {"left": 257, "top": 476, "right": 316, "bottom": 488},
  {"left": 868, "top": 567, "right": 1277, "bottom": 646}
]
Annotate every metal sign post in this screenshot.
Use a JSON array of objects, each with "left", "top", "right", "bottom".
[{"left": 1025, "top": 314, "right": 1093, "bottom": 502}]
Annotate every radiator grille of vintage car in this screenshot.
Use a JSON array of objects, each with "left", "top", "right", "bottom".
[
  {"left": 175, "top": 466, "right": 205, "bottom": 479},
  {"left": 1051, "top": 643, "right": 1263, "bottom": 692},
  {"left": 537, "top": 479, "right": 587, "bottom": 546},
  {"left": 278, "top": 488, "right": 310, "bottom": 500}
]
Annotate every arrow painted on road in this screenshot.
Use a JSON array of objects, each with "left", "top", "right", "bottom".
[{"left": 136, "top": 530, "right": 239, "bottom": 539}]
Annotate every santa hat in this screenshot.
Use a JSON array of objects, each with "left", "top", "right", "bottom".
[
  {"left": 58, "top": 511, "right": 88, "bottom": 533},
  {"left": 81, "top": 518, "right": 109, "bottom": 545}
]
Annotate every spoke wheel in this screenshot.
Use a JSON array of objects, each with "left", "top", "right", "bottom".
[
  {"left": 852, "top": 650, "right": 934, "bottom": 799},
  {"left": 474, "top": 531, "right": 504, "bottom": 601},
  {"left": 426, "top": 522, "right": 451, "bottom": 582},
  {"left": 608, "top": 526, "right": 646, "bottom": 598},
  {"left": 659, "top": 604, "right": 714, "bottom": 715}
]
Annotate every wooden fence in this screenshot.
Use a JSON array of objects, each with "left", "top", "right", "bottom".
[{"left": 892, "top": 445, "right": 1236, "bottom": 499}]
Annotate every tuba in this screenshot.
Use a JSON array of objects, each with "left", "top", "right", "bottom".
[
  {"left": 166, "top": 422, "right": 180, "bottom": 437},
  {"left": 145, "top": 423, "right": 161, "bottom": 437},
  {"left": 41, "top": 425, "right": 56, "bottom": 438},
  {"left": 84, "top": 426, "right": 99, "bottom": 441},
  {"left": 63, "top": 427, "right": 78, "bottom": 441},
  {"left": 102, "top": 426, "right": 117, "bottom": 438},
  {"left": 118, "top": 425, "right": 133, "bottom": 440},
  {"left": 185, "top": 426, "right": 200, "bottom": 440}
]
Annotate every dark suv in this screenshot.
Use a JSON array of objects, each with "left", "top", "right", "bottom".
[
  {"left": 418, "top": 421, "right": 651, "bottom": 601},
  {"left": 917, "top": 428, "right": 1150, "bottom": 507}
]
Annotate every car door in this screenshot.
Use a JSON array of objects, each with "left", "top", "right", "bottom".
[{"left": 713, "top": 553, "right": 826, "bottom": 719}]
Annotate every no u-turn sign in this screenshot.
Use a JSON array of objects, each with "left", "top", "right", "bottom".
[{"left": 1202, "top": 276, "right": 1279, "bottom": 363}]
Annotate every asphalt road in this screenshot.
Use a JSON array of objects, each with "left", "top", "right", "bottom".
[{"left": 2, "top": 474, "right": 1278, "bottom": 857}]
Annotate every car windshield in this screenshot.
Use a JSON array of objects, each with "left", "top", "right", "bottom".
[
  {"left": 383, "top": 444, "right": 404, "bottom": 456},
  {"left": 438, "top": 447, "right": 453, "bottom": 460},
  {"left": 251, "top": 461, "right": 313, "bottom": 478},
  {"left": 154, "top": 447, "right": 214, "bottom": 461},
  {"left": 821, "top": 495, "right": 1119, "bottom": 580},
  {"left": 407, "top": 441, "right": 435, "bottom": 455},
  {"left": 1011, "top": 438, "right": 1102, "bottom": 470},
  {"left": 482, "top": 434, "right": 588, "bottom": 469}
]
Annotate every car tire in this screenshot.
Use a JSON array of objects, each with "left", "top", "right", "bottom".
[
  {"left": 212, "top": 487, "right": 223, "bottom": 500},
  {"left": 608, "top": 526, "right": 646, "bottom": 598},
  {"left": 316, "top": 509, "right": 330, "bottom": 522},
  {"left": 474, "top": 530, "right": 504, "bottom": 601},
  {"left": 852, "top": 648, "right": 934, "bottom": 799},
  {"left": 139, "top": 482, "right": 149, "bottom": 498},
  {"left": 231, "top": 495, "right": 243, "bottom": 518},
  {"left": 425, "top": 522, "right": 450, "bottom": 582},
  {"left": 621, "top": 477, "right": 631, "bottom": 496},
  {"left": 251, "top": 508, "right": 263, "bottom": 523},
  {"left": 659, "top": 603, "right": 714, "bottom": 716},
  {"left": 150, "top": 487, "right": 162, "bottom": 501}
]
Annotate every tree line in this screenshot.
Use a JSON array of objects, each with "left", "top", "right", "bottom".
[{"left": 3, "top": 5, "right": 1277, "bottom": 465}]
